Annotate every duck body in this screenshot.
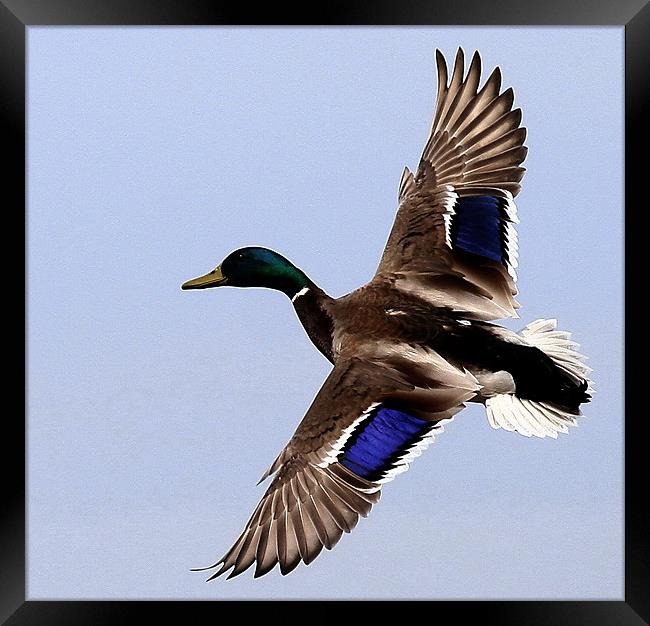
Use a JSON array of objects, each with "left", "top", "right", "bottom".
[
  {"left": 293, "top": 280, "right": 588, "bottom": 413},
  {"left": 183, "top": 49, "right": 593, "bottom": 579}
]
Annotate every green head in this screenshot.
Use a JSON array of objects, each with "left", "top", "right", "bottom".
[{"left": 181, "top": 246, "right": 313, "bottom": 299}]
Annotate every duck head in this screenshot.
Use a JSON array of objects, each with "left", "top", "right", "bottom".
[{"left": 181, "top": 246, "right": 313, "bottom": 298}]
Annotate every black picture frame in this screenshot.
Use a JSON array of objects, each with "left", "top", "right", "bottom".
[{"left": 5, "top": 0, "right": 645, "bottom": 622}]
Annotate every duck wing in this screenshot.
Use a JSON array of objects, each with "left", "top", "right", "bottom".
[
  {"left": 375, "top": 48, "right": 527, "bottom": 320},
  {"left": 199, "top": 355, "right": 476, "bottom": 579}
]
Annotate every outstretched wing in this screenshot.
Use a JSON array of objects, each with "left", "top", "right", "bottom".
[
  {"left": 199, "top": 356, "right": 477, "bottom": 579},
  {"left": 375, "top": 48, "right": 527, "bottom": 320}
]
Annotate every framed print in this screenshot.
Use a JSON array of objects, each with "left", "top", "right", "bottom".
[{"left": 5, "top": 0, "right": 647, "bottom": 622}]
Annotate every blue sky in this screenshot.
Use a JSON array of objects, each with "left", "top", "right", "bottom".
[{"left": 27, "top": 27, "right": 623, "bottom": 599}]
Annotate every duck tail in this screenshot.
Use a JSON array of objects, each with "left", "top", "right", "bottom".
[
  {"left": 519, "top": 319, "right": 593, "bottom": 392},
  {"left": 485, "top": 319, "right": 593, "bottom": 439}
]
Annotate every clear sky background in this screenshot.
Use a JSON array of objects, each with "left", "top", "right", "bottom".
[{"left": 27, "top": 27, "right": 623, "bottom": 600}]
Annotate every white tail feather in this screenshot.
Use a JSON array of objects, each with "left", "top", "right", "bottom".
[
  {"left": 485, "top": 318, "right": 591, "bottom": 439},
  {"left": 521, "top": 318, "right": 593, "bottom": 392},
  {"left": 486, "top": 395, "right": 579, "bottom": 439}
]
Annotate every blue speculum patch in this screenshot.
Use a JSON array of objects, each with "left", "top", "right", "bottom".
[
  {"left": 450, "top": 195, "right": 507, "bottom": 263},
  {"left": 339, "top": 407, "right": 431, "bottom": 481}
]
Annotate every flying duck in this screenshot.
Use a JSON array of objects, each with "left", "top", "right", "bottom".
[{"left": 182, "top": 49, "right": 592, "bottom": 579}]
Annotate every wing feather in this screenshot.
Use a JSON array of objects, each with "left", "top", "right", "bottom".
[
  {"left": 199, "top": 356, "right": 471, "bottom": 579},
  {"left": 375, "top": 49, "right": 527, "bottom": 320},
  {"left": 255, "top": 521, "right": 278, "bottom": 578}
]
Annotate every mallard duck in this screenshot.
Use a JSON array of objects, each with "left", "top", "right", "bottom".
[{"left": 182, "top": 48, "right": 592, "bottom": 580}]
